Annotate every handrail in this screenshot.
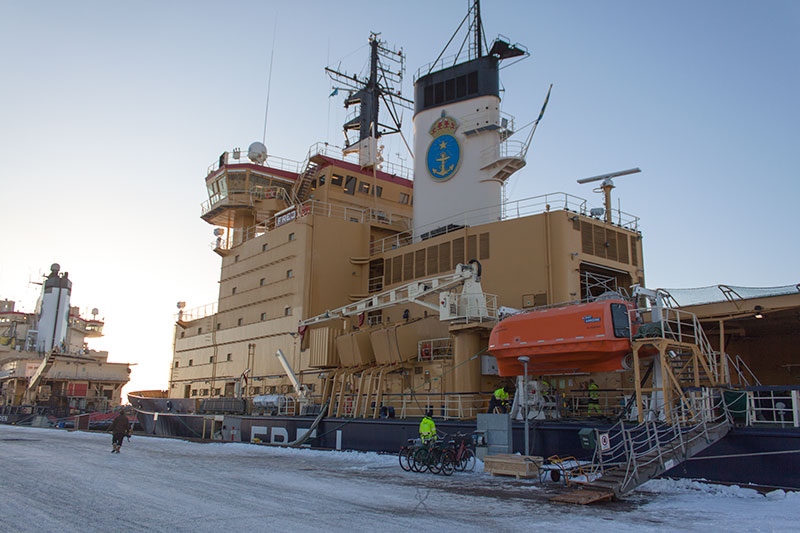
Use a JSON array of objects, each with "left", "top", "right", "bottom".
[
  {"left": 371, "top": 192, "right": 640, "bottom": 255},
  {"left": 594, "top": 389, "right": 732, "bottom": 493}
]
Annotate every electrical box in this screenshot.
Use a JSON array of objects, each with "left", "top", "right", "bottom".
[
  {"left": 481, "top": 354, "right": 499, "bottom": 375},
  {"left": 579, "top": 427, "right": 596, "bottom": 450}
]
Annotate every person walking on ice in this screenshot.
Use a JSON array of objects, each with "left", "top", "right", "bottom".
[{"left": 109, "top": 410, "right": 130, "bottom": 453}]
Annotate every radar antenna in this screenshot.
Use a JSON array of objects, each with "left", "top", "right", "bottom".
[
  {"left": 326, "top": 32, "right": 413, "bottom": 166},
  {"left": 576, "top": 168, "right": 641, "bottom": 224}
]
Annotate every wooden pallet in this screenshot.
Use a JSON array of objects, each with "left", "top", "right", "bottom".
[
  {"left": 483, "top": 454, "right": 543, "bottom": 479},
  {"left": 550, "top": 488, "right": 615, "bottom": 505}
]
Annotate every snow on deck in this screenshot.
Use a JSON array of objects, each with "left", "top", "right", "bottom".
[{"left": 1, "top": 425, "right": 797, "bottom": 532}]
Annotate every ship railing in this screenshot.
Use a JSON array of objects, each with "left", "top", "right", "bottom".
[
  {"left": 743, "top": 387, "right": 800, "bottom": 428},
  {"left": 417, "top": 337, "right": 453, "bottom": 362},
  {"left": 479, "top": 139, "right": 526, "bottom": 168},
  {"left": 367, "top": 275, "right": 383, "bottom": 294},
  {"left": 305, "top": 141, "right": 413, "bottom": 181},
  {"left": 460, "top": 108, "right": 516, "bottom": 136},
  {"left": 413, "top": 53, "right": 463, "bottom": 82},
  {"left": 213, "top": 198, "right": 411, "bottom": 252},
  {"left": 395, "top": 392, "right": 488, "bottom": 420},
  {"left": 593, "top": 389, "right": 732, "bottom": 485},
  {"left": 725, "top": 353, "right": 761, "bottom": 387},
  {"left": 629, "top": 306, "right": 721, "bottom": 381},
  {"left": 370, "top": 192, "right": 640, "bottom": 255},
  {"left": 176, "top": 302, "right": 218, "bottom": 322},
  {"left": 201, "top": 187, "right": 291, "bottom": 217},
  {"left": 206, "top": 150, "right": 304, "bottom": 176},
  {"left": 328, "top": 391, "right": 488, "bottom": 420},
  {"left": 557, "top": 388, "right": 637, "bottom": 420},
  {"left": 444, "top": 293, "right": 498, "bottom": 323}
]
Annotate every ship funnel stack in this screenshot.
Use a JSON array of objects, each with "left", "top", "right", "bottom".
[
  {"left": 36, "top": 263, "right": 72, "bottom": 352},
  {"left": 412, "top": 0, "right": 528, "bottom": 237}
]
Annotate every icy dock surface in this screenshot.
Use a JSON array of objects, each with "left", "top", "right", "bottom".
[{"left": 1, "top": 425, "right": 798, "bottom": 532}]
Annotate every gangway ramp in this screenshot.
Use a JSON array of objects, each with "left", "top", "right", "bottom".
[{"left": 552, "top": 390, "right": 732, "bottom": 503}]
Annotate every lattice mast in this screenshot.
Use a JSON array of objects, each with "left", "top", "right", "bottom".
[{"left": 326, "top": 33, "right": 412, "bottom": 168}]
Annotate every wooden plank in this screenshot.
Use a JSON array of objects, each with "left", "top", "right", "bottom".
[
  {"left": 483, "top": 454, "right": 542, "bottom": 479},
  {"left": 550, "top": 488, "right": 614, "bottom": 505}
]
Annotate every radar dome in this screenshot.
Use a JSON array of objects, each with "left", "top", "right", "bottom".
[
  {"left": 50, "top": 263, "right": 60, "bottom": 273},
  {"left": 248, "top": 141, "right": 268, "bottom": 164},
  {"left": 213, "top": 228, "right": 225, "bottom": 237}
]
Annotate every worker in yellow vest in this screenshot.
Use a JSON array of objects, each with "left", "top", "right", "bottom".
[
  {"left": 419, "top": 409, "right": 437, "bottom": 443},
  {"left": 588, "top": 379, "right": 601, "bottom": 415},
  {"left": 488, "top": 385, "right": 510, "bottom": 413}
]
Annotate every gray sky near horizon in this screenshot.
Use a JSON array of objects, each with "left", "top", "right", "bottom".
[{"left": 1, "top": 1, "right": 798, "bottom": 395}]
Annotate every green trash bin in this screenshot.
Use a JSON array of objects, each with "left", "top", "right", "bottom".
[
  {"left": 723, "top": 390, "right": 747, "bottom": 422},
  {"left": 579, "top": 427, "right": 596, "bottom": 450}
]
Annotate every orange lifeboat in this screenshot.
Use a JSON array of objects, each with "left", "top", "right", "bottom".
[{"left": 488, "top": 298, "right": 637, "bottom": 376}]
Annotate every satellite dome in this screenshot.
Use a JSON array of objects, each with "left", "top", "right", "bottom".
[
  {"left": 50, "top": 263, "right": 60, "bottom": 273},
  {"left": 213, "top": 228, "right": 225, "bottom": 237},
  {"left": 248, "top": 141, "right": 268, "bottom": 164}
]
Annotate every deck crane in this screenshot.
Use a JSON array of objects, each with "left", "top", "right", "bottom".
[{"left": 298, "top": 260, "right": 491, "bottom": 328}]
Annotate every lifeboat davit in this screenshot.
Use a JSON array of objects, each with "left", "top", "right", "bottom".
[{"left": 488, "top": 298, "right": 636, "bottom": 376}]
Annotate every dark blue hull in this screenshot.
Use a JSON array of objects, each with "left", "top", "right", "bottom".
[{"left": 133, "top": 398, "right": 800, "bottom": 490}]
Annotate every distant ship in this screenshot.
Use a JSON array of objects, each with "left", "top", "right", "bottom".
[
  {"left": 130, "top": 1, "right": 800, "bottom": 493},
  {"left": 0, "top": 263, "right": 132, "bottom": 427}
]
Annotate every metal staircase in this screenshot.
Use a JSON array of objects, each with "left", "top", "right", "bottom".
[
  {"left": 554, "top": 391, "right": 732, "bottom": 502},
  {"left": 28, "top": 353, "right": 55, "bottom": 391},
  {"left": 291, "top": 155, "right": 321, "bottom": 204}
]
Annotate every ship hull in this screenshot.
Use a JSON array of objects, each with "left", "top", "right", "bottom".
[{"left": 131, "top": 395, "right": 800, "bottom": 490}]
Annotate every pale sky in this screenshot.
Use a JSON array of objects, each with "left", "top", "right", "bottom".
[{"left": 1, "top": 1, "right": 798, "bottom": 399}]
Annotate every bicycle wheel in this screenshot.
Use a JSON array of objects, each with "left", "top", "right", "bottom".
[
  {"left": 427, "top": 448, "right": 441, "bottom": 474},
  {"left": 412, "top": 448, "right": 429, "bottom": 473},
  {"left": 398, "top": 447, "right": 414, "bottom": 472},
  {"left": 459, "top": 448, "right": 476, "bottom": 472},
  {"left": 439, "top": 449, "right": 455, "bottom": 476}
]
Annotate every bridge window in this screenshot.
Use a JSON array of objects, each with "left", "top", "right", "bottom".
[
  {"left": 358, "top": 182, "right": 370, "bottom": 194},
  {"left": 344, "top": 176, "right": 357, "bottom": 195},
  {"left": 611, "top": 303, "right": 630, "bottom": 338},
  {"left": 331, "top": 174, "right": 343, "bottom": 186}
]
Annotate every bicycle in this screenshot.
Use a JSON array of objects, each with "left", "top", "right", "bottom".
[
  {"left": 412, "top": 437, "right": 454, "bottom": 475},
  {"left": 398, "top": 438, "right": 422, "bottom": 472},
  {"left": 447, "top": 432, "right": 477, "bottom": 472}
]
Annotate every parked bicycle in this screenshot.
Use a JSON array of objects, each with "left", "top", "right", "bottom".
[{"left": 447, "top": 431, "right": 477, "bottom": 472}]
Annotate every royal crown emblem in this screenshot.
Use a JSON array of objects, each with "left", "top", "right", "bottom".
[{"left": 426, "top": 112, "right": 461, "bottom": 181}]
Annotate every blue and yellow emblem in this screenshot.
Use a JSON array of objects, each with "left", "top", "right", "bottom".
[{"left": 426, "top": 113, "right": 460, "bottom": 181}]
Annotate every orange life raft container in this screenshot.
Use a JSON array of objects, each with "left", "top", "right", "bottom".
[{"left": 488, "top": 298, "right": 637, "bottom": 376}]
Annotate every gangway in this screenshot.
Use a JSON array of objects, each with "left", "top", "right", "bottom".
[
  {"left": 553, "top": 390, "right": 732, "bottom": 503},
  {"left": 27, "top": 354, "right": 55, "bottom": 391}
]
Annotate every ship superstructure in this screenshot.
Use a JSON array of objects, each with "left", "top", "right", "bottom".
[
  {"left": 166, "top": 2, "right": 644, "bottom": 415},
  {"left": 0, "top": 264, "right": 131, "bottom": 416}
]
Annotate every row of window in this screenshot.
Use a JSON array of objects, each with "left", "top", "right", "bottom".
[
  {"left": 230, "top": 232, "right": 295, "bottom": 263},
  {"left": 176, "top": 352, "right": 233, "bottom": 368},
  {"left": 180, "top": 307, "right": 293, "bottom": 338},
  {"left": 316, "top": 174, "right": 383, "bottom": 198},
  {"left": 231, "top": 270, "right": 293, "bottom": 295},
  {"left": 423, "top": 70, "right": 479, "bottom": 108}
]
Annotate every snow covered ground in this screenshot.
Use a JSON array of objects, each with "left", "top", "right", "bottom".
[{"left": 1, "top": 425, "right": 798, "bottom": 532}]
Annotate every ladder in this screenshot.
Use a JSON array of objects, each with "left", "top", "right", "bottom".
[{"left": 290, "top": 156, "right": 321, "bottom": 204}]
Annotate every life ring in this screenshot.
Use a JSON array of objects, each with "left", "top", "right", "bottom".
[{"left": 421, "top": 344, "right": 431, "bottom": 360}]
